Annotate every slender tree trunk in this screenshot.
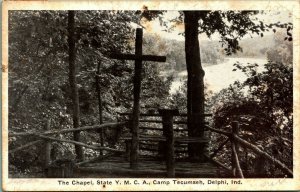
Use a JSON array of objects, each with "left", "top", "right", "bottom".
[
  {"left": 95, "top": 60, "right": 104, "bottom": 155},
  {"left": 184, "top": 11, "right": 205, "bottom": 161},
  {"left": 68, "top": 10, "right": 84, "bottom": 161}
]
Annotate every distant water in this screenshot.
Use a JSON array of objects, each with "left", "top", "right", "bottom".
[{"left": 170, "top": 57, "right": 267, "bottom": 94}]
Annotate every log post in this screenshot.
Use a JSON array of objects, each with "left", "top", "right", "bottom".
[
  {"left": 125, "top": 140, "right": 131, "bottom": 161},
  {"left": 44, "top": 119, "right": 51, "bottom": 168},
  {"left": 130, "top": 28, "right": 143, "bottom": 169},
  {"left": 232, "top": 121, "right": 239, "bottom": 136},
  {"left": 231, "top": 121, "right": 244, "bottom": 178},
  {"left": 158, "top": 119, "right": 167, "bottom": 159},
  {"left": 158, "top": 109, "right": 179, "bottom": 178},
  {"left": 231, "top": 121, "right": 238, "bottom": 177}
]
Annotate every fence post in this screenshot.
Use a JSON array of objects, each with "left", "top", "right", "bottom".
[
  {"left": 158, "top": 109, "right": 179, "bottom": 178},
  {"left": 125, "top": 140, "right": 131, "bottom": 161},
  {"left": 231, "top": 121, "right": 244, "bottom": 178},
  {"left": 231, "top": 122, "right": 237, "bottom": 177},
  {"left": 44, "top": 119, "right": 51, "bottom": 168}
]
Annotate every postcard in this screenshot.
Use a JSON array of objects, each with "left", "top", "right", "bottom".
[{"left": 2, "top": 0, "right": 300, "bottom": 191}]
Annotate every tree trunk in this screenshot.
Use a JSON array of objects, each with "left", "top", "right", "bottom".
[
  {"left": 184, "top": 11, "right": 205, "bottom": 161},
  {"left": 95, "top": 61, "right": 104, "bottom": 155},
  {"left": 68, "top": 10, "right": 84, "bottom": 161}
]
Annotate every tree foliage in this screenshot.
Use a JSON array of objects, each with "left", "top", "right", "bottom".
[
  {"left": 8, "top": 10, "right": 171, "bottom": 175},
  {"left": 166, "top": 11, "right": 292, "bottom": 55}
]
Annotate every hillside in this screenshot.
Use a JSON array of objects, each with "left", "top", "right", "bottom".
[{"left": 144, "top": 33, "right": 277, "bottom": 73}]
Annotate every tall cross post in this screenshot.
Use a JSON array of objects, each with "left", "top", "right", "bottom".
[{"left": 110, "top": 28, "right": 166, "bottom": 169}]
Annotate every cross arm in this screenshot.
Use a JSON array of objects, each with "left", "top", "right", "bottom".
[{"left": 110, "top": 53, "right": 166, "bottom": 62}]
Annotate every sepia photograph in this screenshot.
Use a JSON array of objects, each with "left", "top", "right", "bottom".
[{"left": 2, "top": 1, "right": 299, "bottom": 191}]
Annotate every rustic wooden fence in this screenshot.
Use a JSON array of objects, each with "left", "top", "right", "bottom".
[
  {"left": 206, "top": 122, "right": 293, "bottom": 178},
  {"left": 9, "top": 121, "right": 126, "bottom": 177},
  {"left": 9, "top": 113, "right": 293, "bottom": 178},
  {"left": 119, "top": 112, "right": 293, "bottom": 178}
]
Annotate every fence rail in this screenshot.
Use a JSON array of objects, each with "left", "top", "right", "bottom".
[
  {"left": 119, "top": 112, "right": 213, "bottom": 117},
  {"left": 9, "top": 122, "right": 125, "bottom": 137},
  {"left": 8, "top": 112, "right": 292, "bottom": 178},
  {"left": 8, "top": 121, "right": 126, "bottom": 174}
]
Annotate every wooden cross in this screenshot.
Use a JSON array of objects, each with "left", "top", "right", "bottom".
[{"left": 110, "top": 28, "right": 166, "bottom": 169}]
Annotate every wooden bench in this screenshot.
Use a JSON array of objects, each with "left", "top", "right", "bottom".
[
  {"left": 120, "top": 135, "right": 209, "bottom": 143},
  {"left": 120, "top": 109, "right": 211, "bottom": 177},
  {"left": 121, "top": 135, "right": 209, "bottom": 159}
]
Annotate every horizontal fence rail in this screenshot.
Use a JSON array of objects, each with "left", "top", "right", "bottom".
[
  {"left": 139, "top": 126, "right": 188, "bottom": 132},
  {"left": 119, "top": 112, "right": 213, "bottom": 117},
  {"left": 9, "top": 122, "right": 126, "bottom": 137},
  {"left": 9, "top": 122, "right": 126, "bottom": 163},
  {"left": 35, "top": 134, "right": 125, "bottom": 153}
]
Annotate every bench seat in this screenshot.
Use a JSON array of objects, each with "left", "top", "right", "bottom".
[{"left": 120, "top": 135, "right": 209, "bottom": 144}]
